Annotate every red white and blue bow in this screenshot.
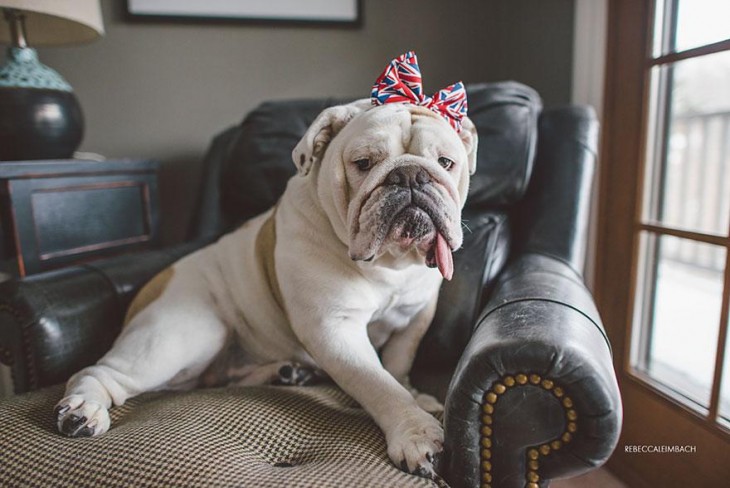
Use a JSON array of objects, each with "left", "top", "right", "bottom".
[{"left": 371, "top": 51, "right": 468, "bottom": 132}]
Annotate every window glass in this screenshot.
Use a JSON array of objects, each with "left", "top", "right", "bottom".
[
  {"left": 675, "top": 0, "right": 730, "bottom": 52},
  {"left": 644, "top": 50, "right": 730, "bottom": 236},
  {"left": 635, "top": 233, "right": 725, "bottom": 409}
]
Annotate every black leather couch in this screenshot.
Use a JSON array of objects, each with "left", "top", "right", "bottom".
[{"left": 0, "top": 82, "right": 622, "bottom": 488}]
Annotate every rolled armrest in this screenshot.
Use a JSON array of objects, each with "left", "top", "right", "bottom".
[
  {"left": 0, "top": 241, "right": 206, "bottom": 393},
  {"left": 442, "top": 253, "right": 622, "bottom": 488}
]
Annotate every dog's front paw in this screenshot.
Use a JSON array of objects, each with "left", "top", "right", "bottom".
[
  {"left": 54, "top": 396, "right": 110, "bottom": 437},
  {"left": 386, "top": 409, "right": 444, "bottom": 479}
]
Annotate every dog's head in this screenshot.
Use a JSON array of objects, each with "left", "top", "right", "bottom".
[{"left": 291, "top": 99, "right": 477, "bottom": 279}]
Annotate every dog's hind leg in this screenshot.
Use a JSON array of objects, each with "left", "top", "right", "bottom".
[{"left": 54, "top": 271, "right": 228, "bottom": 438}]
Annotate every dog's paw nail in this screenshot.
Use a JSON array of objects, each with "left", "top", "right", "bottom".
[
  {"left": 55, "top": 397, "right": 110, "bottom": 438},
  {"left": 54, "top": 404, "right": 70, "bottom": 417},
  {"left": 388, "top": 410, "right": 444, "bottom": 478},
  {"left": 61, "top": 415, "right": 88, "bottom": 436}
]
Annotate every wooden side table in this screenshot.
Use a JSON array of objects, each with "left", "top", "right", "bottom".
[{"left": 0, "top": 159, "right": 160, "bottom": 278}]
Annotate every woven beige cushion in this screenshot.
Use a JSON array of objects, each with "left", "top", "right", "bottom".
[{"left": 0, "top": 384, "right": 448, "bottom": 487}]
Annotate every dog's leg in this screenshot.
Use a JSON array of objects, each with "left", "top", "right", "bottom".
[
  {"left": 381, "top": 295, "right": 443, "bottom": 413},
  {"left": 296, "top": 319, "right": 443, "bottom": 479},
  {"left": 381, "top": 295, "right": 437, "bottom": 384},
  {"left": 55, "top": 283, "right": 227, "bottom": 438}
]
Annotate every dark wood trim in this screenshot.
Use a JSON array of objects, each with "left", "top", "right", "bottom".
[
  {"left": 5, "top": 182, "right": 26, "bottom": 277},
  {"left": 2, "top": 169, "right": 157, "bottom": 180},
  {"left": 0, "top": 159, "right": 158, "bottom": 178},
  {"left": 596, "top": 0, "right": 652, "bottom": 365},
  {"left": 709, "top": 240, "right": 730, "bottom": 422},
  {"left": 0, "top": 159, "right": 160, "bottom": 277},
  {"left": 31, "top": 180, "right": 145, "bottom": 194},
  {"left": 28, "top": 180, "right": 154, "bottom": 262},
  {"left": 38, "top": 235, "right": 151, "bottom": 261},
  {"left": 607, "top": 378, "right": 730, "bottom": 485},
  {"left": 141, "top": 182, "right": 153, "bottom": 235},
  {"left": 651, "top": 38, "right": 730, "bottom": 66},
  {"left": 626, "top": 369, "right": 709, "bottom": 423},
  {"left": 597, "top": 0, "right": 730, "bottom": 485},
  {"left": 637, "top": 223, "right": 730, "bottom": 246}
]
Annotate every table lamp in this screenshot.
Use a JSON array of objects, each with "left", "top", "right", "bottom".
[{"left": 0, "top": 0, "right": 104, "bottom": 161}]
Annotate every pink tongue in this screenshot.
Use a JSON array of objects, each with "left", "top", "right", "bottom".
[{"left": 435, "top": 233, "right": 454, "bottom": 281}]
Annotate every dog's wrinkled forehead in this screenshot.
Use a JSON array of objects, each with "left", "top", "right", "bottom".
[
  {"left": 339, "top": 103, "right": 464, "bottom": 157},
  {"left": 291, "top": 97, "right": 477, "bottom": 177}
]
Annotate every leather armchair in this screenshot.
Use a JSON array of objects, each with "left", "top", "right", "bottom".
[{"left": 0, "top": 82, "right": 621, "bottom": 488}]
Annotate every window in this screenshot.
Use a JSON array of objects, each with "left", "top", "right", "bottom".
[
  {"left": 634, "top": 0, "right": 730, "bottom": 429},
  {"left": 597, "top": 0, "right": 730, "bottom": 485}
]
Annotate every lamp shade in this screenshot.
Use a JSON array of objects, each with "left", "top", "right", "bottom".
[{"left": 0, "top": 0, "right": 104, "bottom": 45}]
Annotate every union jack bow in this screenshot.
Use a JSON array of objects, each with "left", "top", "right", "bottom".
[{"left": 371, "top": 51, "right": 468, "bottom": 132}]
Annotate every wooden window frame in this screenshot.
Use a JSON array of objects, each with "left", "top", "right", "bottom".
[{"left": 596, "top": 0, "right": 730, "bottom": 485}]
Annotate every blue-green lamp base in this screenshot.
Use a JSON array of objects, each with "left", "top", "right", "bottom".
[{"left": 0, "top": 47, "right": 84, "bottom": 161}]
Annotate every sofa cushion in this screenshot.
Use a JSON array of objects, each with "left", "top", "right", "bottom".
[
  {"left": 0, "top": 384, "right": 447, "bottom": 488},
  {"left": 464, "top": 82, "right": 542, "bottom": 209},
  {"left": 215, "top": 82, "right": 541, "bottom": 231},
  {"left": 414, "top": 209, "right": 511, "bottom": 375}
]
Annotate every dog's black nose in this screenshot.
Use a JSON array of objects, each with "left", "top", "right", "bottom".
[{"left": 386, "top": 165, "right": 430, "bottom": 188}]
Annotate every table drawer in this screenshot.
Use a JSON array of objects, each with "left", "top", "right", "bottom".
[{"left": 0, "top": 160, "right": 159, "bottom": 276}]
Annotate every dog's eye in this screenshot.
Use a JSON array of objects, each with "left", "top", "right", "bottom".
[
  {"left": 353, "top": 158, "right": 372, "bottom": 171},
  {"left": 438, "top": 157, "right": 454, "bottom": 170}
]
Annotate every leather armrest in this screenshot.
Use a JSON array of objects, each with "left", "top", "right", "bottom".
[
  {"left": 0, "top": 241, "right": 206, "bottom": 393},
  {"left": 441, "top": 253, "right": 622, "bottom": 488}
]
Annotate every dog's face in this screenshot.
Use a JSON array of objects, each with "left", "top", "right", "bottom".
[{"left": 292, "top": 100, "right": 477, "bottom": 278}]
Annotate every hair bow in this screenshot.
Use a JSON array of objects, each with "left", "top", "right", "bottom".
[{"left": 371, "top": 51, "right": 467, "bottom": 132}]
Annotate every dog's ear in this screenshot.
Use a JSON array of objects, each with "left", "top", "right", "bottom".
[
  {"left": 292, "top": 99, "right": 371, "bottom": 176},
  {"left": 459, "top": 116, "right": 479, "bottom": 175}
]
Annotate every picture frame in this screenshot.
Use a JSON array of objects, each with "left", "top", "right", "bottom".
[{"left": 126, "top": 0, "right": 361, "bottom": 26}]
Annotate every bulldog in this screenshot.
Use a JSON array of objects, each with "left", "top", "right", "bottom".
[{"left": 54, "top": 52, "right": 477, "bottom": 478}]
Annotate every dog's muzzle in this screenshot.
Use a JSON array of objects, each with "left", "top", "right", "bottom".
[{"left": 383, "top": 165, "right": 455, "bottom": 280}]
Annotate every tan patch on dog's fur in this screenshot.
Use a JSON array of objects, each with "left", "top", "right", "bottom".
[
  {"left": 256, "top": 208, "right": 287, "bottom": 317},
  {"left": 124, "top": 267, "right": 175, "bottom": 325}
]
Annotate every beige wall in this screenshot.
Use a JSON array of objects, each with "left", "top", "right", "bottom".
[{"left": 36, "top": 0, "right": 574, "bottom": 244}]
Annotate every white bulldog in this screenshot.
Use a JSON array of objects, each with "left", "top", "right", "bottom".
[{"left": 55, "top": 95, "right": 477, "bottom": 477}]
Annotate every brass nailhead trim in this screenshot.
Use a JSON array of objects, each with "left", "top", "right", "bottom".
[
  {"left": 479, "top": 373, "right": 578, "bottom": 488},
  {"left": 0, "top": 302, "right": 37, "bottom": 390}
]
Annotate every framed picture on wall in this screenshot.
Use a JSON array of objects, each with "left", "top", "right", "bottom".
[{"left": 127, "top": 0, "right": 361, "bottom": 25}]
